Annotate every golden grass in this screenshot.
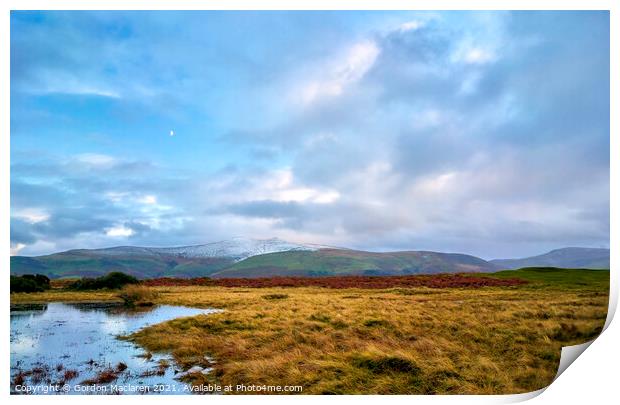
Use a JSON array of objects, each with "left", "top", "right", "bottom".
[
  {"left": 12, "top": 284, "right": 608, "bottom": 394},
  {"left": 134, "top": 285, "right": 607, "bottom": 394},
  {"left": 10, "top": 289, "right": 121, "bottom": 304},
  {"left": 118, "top": 285, "right": 159, "bottom": 306}
]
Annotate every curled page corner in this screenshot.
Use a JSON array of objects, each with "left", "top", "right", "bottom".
[
  {"left": 500, "top": 340, "right": 598, "bottom": 403},
  {"left": 554, "top": 340, "right": 595, "bottom": 380},
  {"left": 518, "top": 296, "right": 616, "bottom": 402},
  {"left": 498, "top": 387, "right": 546, "bottom": 403},
  {"left": 538, "top": 274, "right": 617, "bottom": 397}
]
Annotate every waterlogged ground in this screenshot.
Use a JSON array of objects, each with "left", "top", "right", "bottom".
[
  {"left": 10, "top": 269, "right": 609, "bottom": 394},
  {"left": 10, "top": 303, "right": 219, "bottom": 395}
]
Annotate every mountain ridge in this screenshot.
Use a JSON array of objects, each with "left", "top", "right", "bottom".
[
  {"left": 209, "top": 248, "right": 499, "bottom": 278},
  {"left": 64, "top": 237, "right": 326, "bottom": 260},
  {"left": 490, "top": 247, "right": 609, "bottom": 270},
  {"left": 10, "top": 239, "right": 609, "bottom": 279}
]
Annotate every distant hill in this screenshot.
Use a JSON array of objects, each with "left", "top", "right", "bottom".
[
  {"left": 12, "top": 239, "right": 607, "bottom": 279},
  {"left": 490, "top": 247, "right": 609, "bottom": 270},
  {"left": 9, "top": 237, "right": 322, "bottom": 279},
  {"left": 10, "top": 237, "right": 497, "bottom": 279},
  {"left": 209, "top": 249, "right": 498, "bottom": 278},
  {"left": 9, "top": 249, "right": 236, "bottom": 279}
]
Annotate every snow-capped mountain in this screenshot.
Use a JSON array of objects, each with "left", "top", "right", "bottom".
[
  {"left": 14, "top": 238, "right": 606, "bottom": 281},
  {"left": 153, "top": 237, "right": 321, "bottom": 260},
  {"left": 11, "top": 237, "right": 343, "bottom": 279},
  {"left": 81, "top": 237, "right": 322, "bottom": 261}
]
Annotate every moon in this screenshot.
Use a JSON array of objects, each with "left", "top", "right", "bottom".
[{"left": 169, "top": 130, "right": 175, "bottom": 137}]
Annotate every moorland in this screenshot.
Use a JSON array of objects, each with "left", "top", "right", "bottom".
[{"left": 10, "top": 267, "right": 609, "bottom": 394}]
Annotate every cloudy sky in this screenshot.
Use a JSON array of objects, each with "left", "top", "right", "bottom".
[{"left": 10, "top": 11, "right": 609, "bottom": 259}]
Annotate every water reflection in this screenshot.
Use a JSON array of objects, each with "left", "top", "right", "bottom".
[{"left": 10, "top": 302, "right": 219, "bottom": 395}]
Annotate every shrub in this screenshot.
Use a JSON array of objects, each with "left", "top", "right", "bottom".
[
  {"left": 551, "top": 322, "right": 602, "bottom": 342},
  {"left": 119, "top": 285, "right": 158, "bottom": 306},
  {"left": 10, "top": 274, "right": 51, "bottom": 293},
  {"left": 309, "top": 313, "right": 331, "bottom": 323},
  {"left": 352, "top": 355, "right": 421, "bottom": 375},
  {"left": 68, "top": 272, "right": 139, "bottom": 290},
  {"left": 261, "top": 293, "right": 289, "bottom": 300},
  {"left": 363, "top": 319, "right": 390, "bottom": 327}
]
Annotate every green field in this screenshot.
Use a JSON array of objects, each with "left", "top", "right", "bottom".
[{"left": 488, "top": 267, "right": 610, "bottom": 290}]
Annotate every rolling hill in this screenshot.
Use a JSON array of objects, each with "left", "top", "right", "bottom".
[
  {"left": 10, "top": 237, "right": 499, "bottom": 279},
  {"left": 490, "top": 247, "right": 609, "bottom": 270},
  {"left": 209, "top": 248, "right": 498, "bottom": 278},
  {"left": 11, "top": 238, "right": 609, "bottom": 279},
  {"left": 9, "top": 249, "right": 235, "bottom": 279},
  {"left": 9, "top": 238, "right": 321, "bottom": 279}
]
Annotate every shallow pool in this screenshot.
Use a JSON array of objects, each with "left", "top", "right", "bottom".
[{"left": 10, "top": 302, "right": 219, "bottom": 395}]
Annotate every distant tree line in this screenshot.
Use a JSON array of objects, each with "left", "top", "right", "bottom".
[
  {"left": 11, "top": 271, "right": 140, "bottom": 293},
  {"left": 10, "top": 274, "right": 51, "bottom": 293},
  {"left": 67, "top": 272, "right": 139, "bottom": 290}
]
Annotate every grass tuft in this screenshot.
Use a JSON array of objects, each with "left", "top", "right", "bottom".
[
  {"left": 363, "top": 319, "right": 391, "bottom": 327},
  {"left": 352, "top": 355, "right": 422, "bottom": 375},
  {"left": 262, "top": 293, "right": 289, "bottom": 300},
  {"left": 118, "top": 285, "right": 159, "bottom": 306},
  {"left": 551, "top": 323, "right": 603, "bottom": 342}
]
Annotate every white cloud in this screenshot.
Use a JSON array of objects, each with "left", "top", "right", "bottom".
[
  {"left": 276, "top": 187, "right": 341, "bottom": 204},
  {"left": 298, "top": 40, "right": 380, "bottom": 105},
  {"left": 413, "top": 172, "right": 458, "bottom": 194},
  {"left": 106, "top": 225, "right": 135, "bottom": 237},
  {"left": 311, "top": 190, "right": 341, "bottom": 204},
  {"left": 451, "top": 38, "right": 497, "bottom": 66},
  {"left": 9, "top": 12, "right": 609, "bottom": 259},
  {"left": 398, "top": 20, "right": 424, "bottom": 32},
  {"left": 138, "top": 195, "right": 157, "bottom": 205},
  {"left": 10, "top": 243, "right": 26, "bottom": 256},
  {"left": 216, "top": 168, "right": 341, "bottom": 206},
  {"left": 102, "top": 190, "right": 174, "bottom": 233},
  {"left": 26, "top": 72, "right": 121, "bottom": 98},
  {"left": 341, "top": 41, "right": 381, "bottom": 82},
  {"left": 75, "top": 153, "right": 118, "bottom": 168},
  {"left": 60, "top": 85, "right": 120, "bottom": 98},
  {"left": 107, "top": 192, "right": 162, "bottom": 207},
  {"left": 301, "top": 81, "right": 343, "bottom": 104},
  {"left": 463, "top": 47, "right": 495, "bottom": 64},
  {"left": 105, "top": 191, "right": 130, "bottom": 203},
  {"left": 266, "top": 169, "right": 340, "bottom": 204},
  {"left": 12, "top": 208, "right": 50, "bottom": 224}
]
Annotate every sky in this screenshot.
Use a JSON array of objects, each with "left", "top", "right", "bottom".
[{"left": 10, "top": 11, "right": 610, "bottom": 259}]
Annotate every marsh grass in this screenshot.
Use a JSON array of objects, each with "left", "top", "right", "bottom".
[
  {"left": 63, "top": 369, "right": 79, "bottom": 381},
  {"left": 118, "top": 285, "right": 159, "bottom": 307},
  {"left": 11, "top": 289, "right": 121, "bottom": 304},
  {"left": 81, "top": 368, "right": 120, "bottom": 385},
  {"left": 126, "top": 284, "right": 606, "bottom": 394},
  {"left": 12, "top": 270, "right": 609, "bottom": 394},
  {"left": 262, "top": 294, "right": 289, "bottom": 300},
  {"left": 139, "top": 360, "right": 168, "bottom": 377}
]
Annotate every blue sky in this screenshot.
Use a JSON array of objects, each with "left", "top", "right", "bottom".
[{"left": 10, "top": 11, "right": 609, "bottom": 258}]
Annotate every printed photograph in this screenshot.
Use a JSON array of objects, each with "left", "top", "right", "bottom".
[{"left": 9, "top": 10, "right": 610, "bottom": 395}]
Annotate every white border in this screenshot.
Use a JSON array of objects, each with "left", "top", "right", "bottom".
[
  {"left": 2, "top": 1, "right": 616, "bottom": 404},
  {"left": 0, "top": 0, "right": 617, "bottom": 10}
]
